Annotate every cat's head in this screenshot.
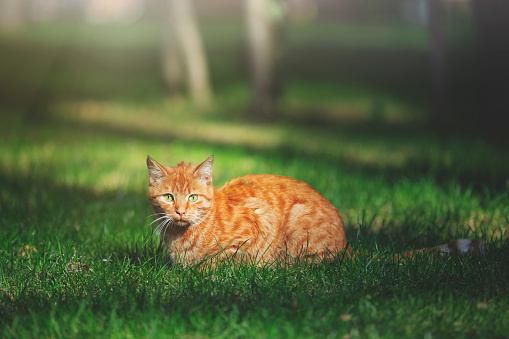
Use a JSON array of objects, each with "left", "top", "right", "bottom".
[{"left": 147, "top": 155, "right": 214, "bottom": 228}]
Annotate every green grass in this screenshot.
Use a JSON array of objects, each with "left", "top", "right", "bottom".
[
  {"left": 1, "top": 102, "right": 509, "bottom": 338},
  {"left": 1, "top": 20, "right": 509, "bottom": 338}
]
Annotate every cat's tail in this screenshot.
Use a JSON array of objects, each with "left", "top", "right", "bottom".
[
  {"left": 343, "top": 238, "right": 489, "bottom": 261},
  {"left": 399, "top": 238, "right": 488, "bottom": 259}
]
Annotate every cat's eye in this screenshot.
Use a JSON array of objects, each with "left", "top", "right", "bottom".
[
  {"left": 163, "top": 194, "right": 174, "bottom": 202},
  {"left": 188, "top": 194, "right": 198, "bottom": 202}
]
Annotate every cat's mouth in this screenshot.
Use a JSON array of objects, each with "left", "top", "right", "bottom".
[{"left": 174, "top": 219, "right": 191, "bottom": 227}]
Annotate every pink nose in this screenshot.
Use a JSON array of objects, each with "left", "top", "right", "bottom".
[{"left": 176, "top": 210, "right": 185, "bottom": 218}]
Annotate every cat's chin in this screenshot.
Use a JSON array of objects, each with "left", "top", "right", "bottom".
[{"left": 174, "top": 219, "right": 191, "bottom": 228}]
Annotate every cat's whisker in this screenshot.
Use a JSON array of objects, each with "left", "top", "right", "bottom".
[
  {"left": 148, "top": 215, "right": 169, "bottom": 228},
  {"left": 145, "top": 212, "right": 166, "bottom": 219},
  {"left": 153, "top": 222, "right": 165, "bottom": 237},
  {"left": 158, "top": 221, "right": 167, "bottom": 235},
  {"left": 143, "top": 215, "right": 170, "bottom": 246},
  {"left": 147, "top": 213, "right": 167, "bottom": 220},
  {"left": 160, "top": 219, "right": 174, "bottom": 245},
  {"left": 144, "top": 215, "right": 169, "bottom": 236},
  {"left": 159, "top": 218, "right": 173, "bottom": 233}
]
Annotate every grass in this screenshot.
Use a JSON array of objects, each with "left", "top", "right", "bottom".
[
  {"left": 2, "top": 101, "right": 509, "bottom": 338},
  {"left": 1, "top": 20, "right": 509, "bottom": 337}
]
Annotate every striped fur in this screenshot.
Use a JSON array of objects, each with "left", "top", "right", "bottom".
[{"left": 147, "top": 155, "right": 347, "bottom": 265}]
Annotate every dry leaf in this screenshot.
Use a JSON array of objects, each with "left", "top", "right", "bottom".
[
  {"left": 340, "top": 313, "right": 352, "bottom": 321},
  {"left": 477, "top": 301, "right": 492, "bottom": 309},
  {"left": 17, "top": 245, "right": 38, "bottom": 257}
]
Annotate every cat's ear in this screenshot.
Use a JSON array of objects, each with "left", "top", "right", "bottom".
[
  {"left": 194, "top": 155, "right": 214, "bottom": 185},
  {"left": 147, "top": 155, "right": 167, "bottom": 186}
]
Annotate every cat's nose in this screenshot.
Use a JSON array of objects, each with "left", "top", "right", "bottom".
[{"left": 176, "top": 210, "right": 185, "bottom": 218}]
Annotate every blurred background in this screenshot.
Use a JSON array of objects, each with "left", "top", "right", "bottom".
[
  {"left": 1, "top": 0, "right": 508, "bottom": 132},
  {"left": 1, "top": 0, "right": 508, "bottom": 243}
]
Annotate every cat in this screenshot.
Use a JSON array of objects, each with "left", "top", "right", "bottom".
[
  {"left": 147, "top": 155, "right": 347, "bottom": 265},
  {"left": 147, "top": 155, "right": 488, "bottom": 266}
]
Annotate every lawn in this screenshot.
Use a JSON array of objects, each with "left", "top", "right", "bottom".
[{"left": 1, "top": 20, "right": 509, "bottom": 338}]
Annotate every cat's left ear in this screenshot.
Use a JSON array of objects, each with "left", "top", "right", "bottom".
[
  {"left": 194, "top": 155, "right": 214, "bottom": 185},
  {"left": 147, "top": 155, "right": 167, "bottom": 186}
]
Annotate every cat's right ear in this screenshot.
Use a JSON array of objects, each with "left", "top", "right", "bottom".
[
  {"left": 147, "top": 155, "right": 167, "bottom": 186},
  {"left": 194, "top": 155, "right": 214, "bottom": 185}
]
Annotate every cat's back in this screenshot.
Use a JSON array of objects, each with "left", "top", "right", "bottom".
[
  {"left": 216, "top": 173, "right": 345, "bottom": 259},
  {"left": 219, "top": 174, "right": 336, "bottom": 210},
  {"left": 221, "top": 174, "right": 320, "bottom": 195}
]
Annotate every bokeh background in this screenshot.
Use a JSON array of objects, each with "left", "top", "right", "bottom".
[{"left": 1, "top": 0, "right": 508, "bottom": 133}]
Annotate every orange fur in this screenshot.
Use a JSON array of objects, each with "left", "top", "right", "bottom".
[{"left": 147, "top": 155, "right": 347, "bottom": 265}]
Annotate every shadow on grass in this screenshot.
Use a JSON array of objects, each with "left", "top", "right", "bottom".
[
  {"left": 297, "top": 119, "right": 509, "bottom": 194},
  {"left": 51, "top": 110, "right": 509, "bottom": 195},
  {"left": 104, "top": 237, "right": 169, "bottom": 268},
  {"left": 0, "top": 167, "right": 168, "bottom": 266}
]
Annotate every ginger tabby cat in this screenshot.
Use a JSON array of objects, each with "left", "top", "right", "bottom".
[
  {"left": 147, "top": 155, "right": 487, "bottom": 265},
  {"left": 147, "top": 155, "right": 347, "bottom": 265}
]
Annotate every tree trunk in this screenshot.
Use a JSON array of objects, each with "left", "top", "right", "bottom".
[
  {"left": 428, "top": 0, "right": 448, "bottom": 129},
  {"left": 165, "top": 0, "right": 212, "bottom": 107},
  {"left": 161, "top": 20, "right": 184, "bottom": 97},
  {"left": 245, "top": 0, "right": 282, "bottom": 120},
  {"left": 472, "top": 0, "right": 509, "bottom": 137}
]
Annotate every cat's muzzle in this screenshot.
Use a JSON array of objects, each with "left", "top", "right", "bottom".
[{"left": 174, "top": 219, "right": 191, "bottom": 227}]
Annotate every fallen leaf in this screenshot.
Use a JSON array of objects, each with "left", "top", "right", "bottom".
[
  {"left": 340, "top": 313, "right": 352, "bottom": 321},
  {"left": 17, "top": 245, "right": 38, "bottom": 257}
]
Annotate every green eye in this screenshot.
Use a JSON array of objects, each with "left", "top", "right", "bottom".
[
  {"left": 163, "top": 194, "right": 174, "bottom": 202},
  {"left": 188, "top": 194, "right": 198, "bottom": 202}
]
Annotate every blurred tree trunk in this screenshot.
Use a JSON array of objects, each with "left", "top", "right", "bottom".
[
  {"left": 472, "top": 0, "right": 509, "bottom": 136},
  {"left": 162, "top": 21, "right": 184, "bottom": 97},
  {"left": 163, "top": 0, "right": 212, "bottom": 107},
  {"left": 245, "top": 0, "right": 283, "bottom": 120},
  {"left": 428, "top": 0, "right": 448, "bottom": 129}
]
